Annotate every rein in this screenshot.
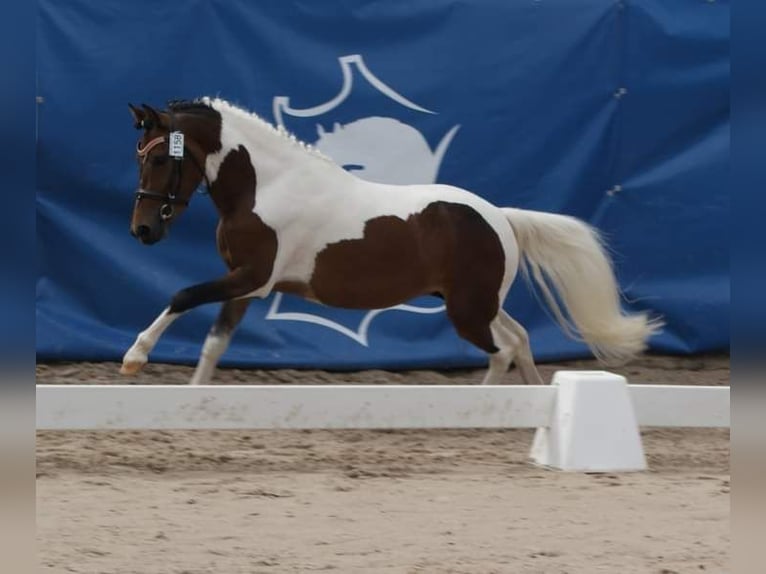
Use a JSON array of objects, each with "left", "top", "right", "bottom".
[{"left": 135, "top": 111, "right": 210, "bottom": 220}]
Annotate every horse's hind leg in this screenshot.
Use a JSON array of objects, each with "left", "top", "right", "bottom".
[
  {"left": 189, "top": 298, "right": 251, "bottom": 386},
  {"left": 497, "top": 311, "right": 545, "bottom": 385},
  {"left": 445, "top": 292, "right": 512, "bottom": 385},
  {"left": 485, "top": 319, "right": 515, "bottom": 385}
]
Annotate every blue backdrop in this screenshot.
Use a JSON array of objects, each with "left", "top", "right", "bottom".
[{"left": 36, "top": 0, "right": 729, "bottom": 368}]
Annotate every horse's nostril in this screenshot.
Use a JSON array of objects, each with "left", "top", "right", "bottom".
[{"left": 136, "top": 225, "right": 152, "bottom": 239}]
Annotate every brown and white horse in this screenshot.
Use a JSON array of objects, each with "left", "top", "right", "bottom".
[{"left": 123, "top": 99, "right": 662, "bottom": 385}]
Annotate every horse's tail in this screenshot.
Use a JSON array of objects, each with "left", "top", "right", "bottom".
[{"left": 502, "top": 207, "right": 663, "bottom": 364}]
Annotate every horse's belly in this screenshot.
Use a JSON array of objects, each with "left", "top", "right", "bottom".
[{"left": 307, "top": 213, "right": 441, "bottom": 310}]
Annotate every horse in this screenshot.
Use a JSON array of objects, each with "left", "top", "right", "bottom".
[{"left": 122, "top": 98, "right": 662, "bottom": 385}]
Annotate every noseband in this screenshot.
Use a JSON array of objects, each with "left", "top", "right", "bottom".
[{"left": 135, "top": 112, "right": 210, "bottom": 221}]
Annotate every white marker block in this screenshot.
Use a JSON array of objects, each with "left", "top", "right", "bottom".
[{"left": 530, "top": 371, "right": 647, "bottom": 472}]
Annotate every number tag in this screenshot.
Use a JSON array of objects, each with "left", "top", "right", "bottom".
[{"left": 168, "top": 131, "right": 184, "bottom": 159}]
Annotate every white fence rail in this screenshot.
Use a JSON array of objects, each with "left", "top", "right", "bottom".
[
  {"left": 628, "top": 384, "right": 729, "bottom": 427},
  {"left": 37, "top": 384, "right": 557, "bottom": 430},
  {"left": 36, "top": 372, "right": 729, "bottom": 472},
  {"left": 37, "top": 383, "right": 729, "bottom": 431}
]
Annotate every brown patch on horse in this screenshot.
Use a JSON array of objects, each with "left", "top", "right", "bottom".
[
  {"left": 211, "top": 146, "right": 277, "bottom": 290},
  {"left": 309, "top": 201, "right": 504, "bottom": 353}
]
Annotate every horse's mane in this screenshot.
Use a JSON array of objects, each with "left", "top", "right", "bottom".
[
  {"left": 167, "top": 98, "right": 332, "bottom": 163},
  {"left": 168, "top": 99, "right": 220, "bottom": 116}
]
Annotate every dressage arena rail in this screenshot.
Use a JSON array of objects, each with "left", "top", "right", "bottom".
[{"left": 37, "top": 372, "right": 729, "bottom": 472}]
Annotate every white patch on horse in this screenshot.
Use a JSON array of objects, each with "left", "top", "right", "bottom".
[{"left": 205, "top": 98, "right": 519, "bottom": 303}]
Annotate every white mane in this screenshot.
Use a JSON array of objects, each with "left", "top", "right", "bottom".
[{"left": 200, "top": 97, "right": 334, "bottom": 164}]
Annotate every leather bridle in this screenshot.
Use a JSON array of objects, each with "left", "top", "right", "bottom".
[{"left": 135, "top": 112, "right": 210, "bottom": 221}]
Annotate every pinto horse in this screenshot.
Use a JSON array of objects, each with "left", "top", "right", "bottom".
[{"left": 122, "top": 98, "right": 661, "bottom": 385}]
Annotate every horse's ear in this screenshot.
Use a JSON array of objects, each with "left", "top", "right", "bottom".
[
  {"left": 128, "top": 103, "right": 145, "bottom": 129},
  {"left": 140, "top": 103, "right": 162, "bottom": 130}
]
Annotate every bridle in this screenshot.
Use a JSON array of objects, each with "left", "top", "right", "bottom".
[{"left": 135, "top": 111, "right": 210, "bottom": 221}]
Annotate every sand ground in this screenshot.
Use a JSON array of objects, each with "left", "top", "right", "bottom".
[{"left": 37, "top": 354, "right": 729, "bottom": 574}]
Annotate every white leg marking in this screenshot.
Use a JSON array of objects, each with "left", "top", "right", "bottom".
[
  {"left": 120, "top": 308, "right": 180, "bottom": 375},
  {"left": 481, "top": 318, "right": 517, "bottom": 385},
  {"left": 189, "top": 333, "right": 232, "bottom": 386},
  {"left": 498, "top": 312, "right": 545, "bottom": 385}
]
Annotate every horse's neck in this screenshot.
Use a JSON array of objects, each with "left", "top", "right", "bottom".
[
  {"left": 219, "top": 111, "right": 330, "bottom": 182},
  {"left": 208, "top": 111, "right": 351, "bottom": 218},
  {"left": 246, "top": 128, "right": 311, "bottom": 179}
]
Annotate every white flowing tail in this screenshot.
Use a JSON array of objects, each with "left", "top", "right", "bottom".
[{"left": 503, "top": 207, "right": 663, "bottom": 364}]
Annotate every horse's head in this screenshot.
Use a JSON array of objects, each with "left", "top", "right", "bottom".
[{"left": 127, "top": 103, "right": 210, "bottom": 245}]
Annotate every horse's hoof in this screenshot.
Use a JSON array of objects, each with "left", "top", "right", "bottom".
[{"left": 120, "top": 361, "right": 145, "bottom": 375}]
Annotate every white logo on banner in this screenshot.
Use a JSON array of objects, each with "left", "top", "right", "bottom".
[{"left": 267, "top": 54, "right": 460, "bottom": 346}]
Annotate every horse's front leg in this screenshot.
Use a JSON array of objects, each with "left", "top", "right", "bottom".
[
  {"left": 120, "top": 266, "right": 263, "bottom": 375},
  {"left": 189, "top": 298, "right": 251, "bottom": 385},
  {"left": 120, "top": 307, "right": 183, "bottom": 374}
]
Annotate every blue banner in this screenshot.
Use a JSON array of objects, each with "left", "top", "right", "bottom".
[{"left": 36, "top": 0, "right": 729, "bottom": 368}]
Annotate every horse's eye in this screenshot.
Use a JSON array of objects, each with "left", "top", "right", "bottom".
[{"left": 151, "top": 155, "right": 168, "bottom": 166}]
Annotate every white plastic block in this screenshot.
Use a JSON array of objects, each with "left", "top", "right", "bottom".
[{"left": 530, "top": 371, "right": 647, "bottom": 472}]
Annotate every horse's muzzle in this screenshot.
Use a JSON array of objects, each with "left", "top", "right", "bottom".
[{"left": 131, "top": 224, "right": 163, "bottom": 245}]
